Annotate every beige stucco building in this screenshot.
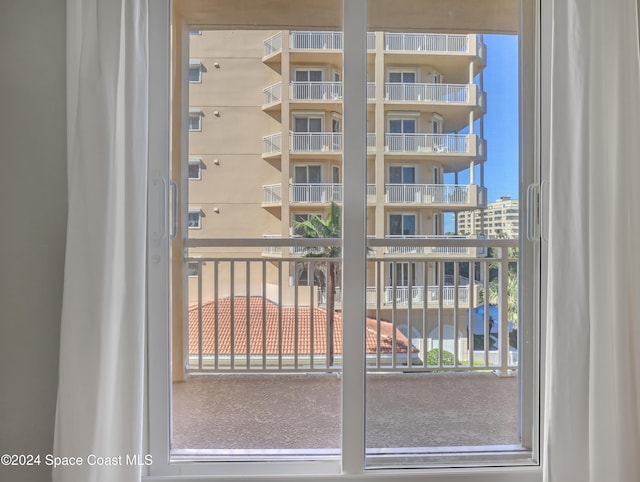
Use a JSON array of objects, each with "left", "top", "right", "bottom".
[
  {"left": 164, "top": 0, "right": 523, "bottom": 377},
  {"left": 175, "top": 28, "right": 490, "bottom": 362},
  {"left": 186, "top": 29, "right": 487, "bottom": 284}
]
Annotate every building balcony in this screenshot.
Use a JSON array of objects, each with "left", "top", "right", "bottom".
[
  {"left": 384, "top": 133, "right": 479, "bottom": 157},
  {"left": 291, "top": 132, "right": 342, "bottom": 154},
  {"left": 290, "top": 183, "right": 342, "bottom": 204},
  {"left": 263, "top": 183, "right": 486, "bottom": 210},
  {"left": 173, "top": 372, "right": 518, "bottom": 452},
  {"left": 383, "top": 235, "right": 485, "bottom": 257},
  {"left": 263, "top": 132, "right": 376, "bottom": 159},
  {"left": 263, "top": 31, "right": 485, "bottom": 59},
  {"left": 383, "top": 32, "right": 486, "bottom": 63},
  {"left": 384, "top": 183, "right": 487, "bottom": 209}
]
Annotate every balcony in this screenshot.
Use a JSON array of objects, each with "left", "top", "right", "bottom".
[
  {"left": 384, "top": 183, "right": 487, "bottom": 209},
  {"left": 385, "top": 83, "right": 470, "bottom": 104},
  {"left": 263, "top": 32, "right": 282, "bottom": 58},
  {"left": 262, "top": 133, "right": 282, "bottom": 158},
  {"left": 173, "top": 373, "right": 518, "bottom": 452},
  {"left": 263, "top": 31, "right": 485, "bottom": 58},
  {"left": 385, "top": 133, "right": 475, "bottom": 155},
  {"left": 262, "top": 184, "right": 282, "bottom": 206},
  {"left": 290, "top": 183, "right": 342, "bottom": 204},
  {"left": 383, "top": 32, "right": 485, "bottom": 60},
  {"left": 291, "top": 81, "right": 342, "bottom": 101},
  {"left": 178, "top": 237, "right": 520, "bottom": 455},
  {"left": 263, "top": 183, "right": 485, "bottom": 209},
  {"left": 383, "top": 235, "right": 483, "bottom": 257},
  {"left": 290, "top": 132, "right": 342, "bottom": 154},
  {"left": 290, "top": 31, "right": 342, "bottom": 50}
]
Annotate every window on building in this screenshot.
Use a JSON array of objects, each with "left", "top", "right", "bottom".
[
  {"left": 188, "top": 111, "right": 202, "bottom": 131},
  {"left": 187, "top": 210, "right": 202, "bottom": 229},
  {"left": 189, "top": 67, "right": 201, "bottom": 83},
  {"left": 388, "top": 70, "right": 416, "bottom": 83},
  {"left": 188, "top": 158, "right": 203, "bottom": 180}
]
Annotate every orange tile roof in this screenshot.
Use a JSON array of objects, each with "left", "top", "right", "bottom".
[{"left": 188, "top": 297, "right": 415, "bottom": 356}]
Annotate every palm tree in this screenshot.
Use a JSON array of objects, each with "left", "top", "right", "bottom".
[
  {"left": 485, "top": 269, "right": 518, "bottom": 326},
  {"left": 293, "top": 202, "right": 341, "bottom": 366}
]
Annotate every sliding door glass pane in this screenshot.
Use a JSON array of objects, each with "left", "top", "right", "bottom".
[
  {"left": 365, "top": 0, "right": 530, "bottom": 467},
  {"left": 172, "top": 1, "right": 343, "bottom": 459}
]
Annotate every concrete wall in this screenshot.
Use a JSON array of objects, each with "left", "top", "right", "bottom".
[{"left": 0, "top": 1, "right": 67, "bottom": 481}]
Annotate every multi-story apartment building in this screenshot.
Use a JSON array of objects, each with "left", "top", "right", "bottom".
[
  {"left": 457, "top": 195, "right": 519, "bottom": 238},
  {"left": 183, "top": 28, "right": 489, "bottom": 361}
]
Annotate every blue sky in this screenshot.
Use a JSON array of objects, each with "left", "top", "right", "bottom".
[
  {"left": 444, "top": 34, "right": 519, "bottom": 231},
  {"left": 445, "top": 34, "right": 519, "bottom": 201}
]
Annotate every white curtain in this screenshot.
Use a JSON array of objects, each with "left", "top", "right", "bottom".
[
  {"left": 54, "top": 0, "right": 148, "bottom": 481},
  {"left": 545, "top": 0, "right": 640, "bottom": 480}
]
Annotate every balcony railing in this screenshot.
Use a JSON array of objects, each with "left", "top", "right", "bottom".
[
  {"left": 264, "top": 32, "right": 481, "bottom": 57},
  {"left": 262, "top": 184, "right": 282, "bottom": 204},
  {"left": 384, "top": 183, "right": 475, "bottom": 205},
  {"left": 290, "top": 31, "right": 342, "bottom": 50},
  {"left": 185, "top": 237, "right": 518, "bottom": 374},
  {"left": 263, "top": 133, "right": 282, "bottom": 154},
  {"left": 290, "top": 132, "right": 342, "bottom": 152},
  {"left": 385, "top": 133, "right": 469, "bottom": 153},
  {"left": 385, "top": 83, "right": 469, "bottom": 104},
  {"left": 367, "top": 82, "right": 376, "bottom": 99},
  {"left": 263, "top": 32, "right": 283, "bottom": 56},
  {"left": 290, "top": 183, "right": 342, "bottom": 203},
  {"left": 383, "top": 235, "right": 470, "bottom": 255},
  {"left": 384, "top": 33, "right": 469, "bottom": 53},
  {"left": 263, "top": 82, "right": 282, "bottom": 104},
  {"left": 290, "top": 81, "right": 342, "bottom": 101}
]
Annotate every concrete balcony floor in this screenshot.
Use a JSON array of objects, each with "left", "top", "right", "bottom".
[{"left": 172, "top": 372, "right": 519, "bottom": 451}]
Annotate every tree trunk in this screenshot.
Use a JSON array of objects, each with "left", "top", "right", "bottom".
[{"left": 327, "top": 261, "right": 336, "bottom": 367}]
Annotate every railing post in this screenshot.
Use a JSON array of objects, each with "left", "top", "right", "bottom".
[{"left": 497, "top": 246, "right": 512, "bottom": 377}]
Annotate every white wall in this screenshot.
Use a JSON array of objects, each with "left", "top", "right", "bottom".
[{"left": 0, "top": 1, "right": 67, "bottom": 481}]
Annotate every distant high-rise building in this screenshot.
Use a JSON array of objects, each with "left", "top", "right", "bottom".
[{"left": 457, "top": 195, "right": 519, "bottom": 238}]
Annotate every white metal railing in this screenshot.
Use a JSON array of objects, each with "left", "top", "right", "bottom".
[
  {"left": 290, "top": 81, "right": 342, "bottom": 101},
  {"left": 290, "top": 183, "right": 342, "bottom": 203},
  {"left": 185, "top": 238, "right": 518, "bottom": 373},
  {"left": 367, "top": 32, "right": 376, "bottom": 50},
  {"left": 385, "top": 133, "right": 469, "bottom": 153},
  {"left": 263, "top": 133, "right": 282, "bottom": 154},
  {"left": 384, "top": 33, "right": 469, "bottom": 53},
  {"left": 385, "top": 83, "right": 469, "bottom": 103},
  {"left": 290, "top": 31, "right": 342, "bottom": 50},
  {"left": 265, "top": 31, "right": 476, "bottom": 56},
  {"left": 263, "top": 82, "right": 282, "bottom": 104},
  {"left": 290, "top": 132, "right": 342, "bottom": 152},
  {"left": 367, "top": 184, "right": 376, "bottom": 202},
  {"left": 367, "top": 82, "right": 376, "bottom": 99},
  {"left": 263, "top": 32, "right": 282, "bottom": 56},
  {"left": 262, "top": 184, "right": 282, "bottom": 204},
  {"left": 367, "top": 133, "right": 376, "bottom": 150},
  {"left": 385, "top": 184, "right": 470, "bottom": 205},
  {"left": 384, "top": 235, "right": 470, "bottom": 255}
]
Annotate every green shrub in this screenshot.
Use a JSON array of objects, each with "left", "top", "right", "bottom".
[{"left": 426, "top": 348, "right": 454, "bottom": 366}]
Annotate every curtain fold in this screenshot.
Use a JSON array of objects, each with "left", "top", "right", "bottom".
[
  {"left": 544, "top": 0, "right": 640, "bottom": 480},
  {"left": 54, "top": 1, "right": 148, "bottom": 481}
]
